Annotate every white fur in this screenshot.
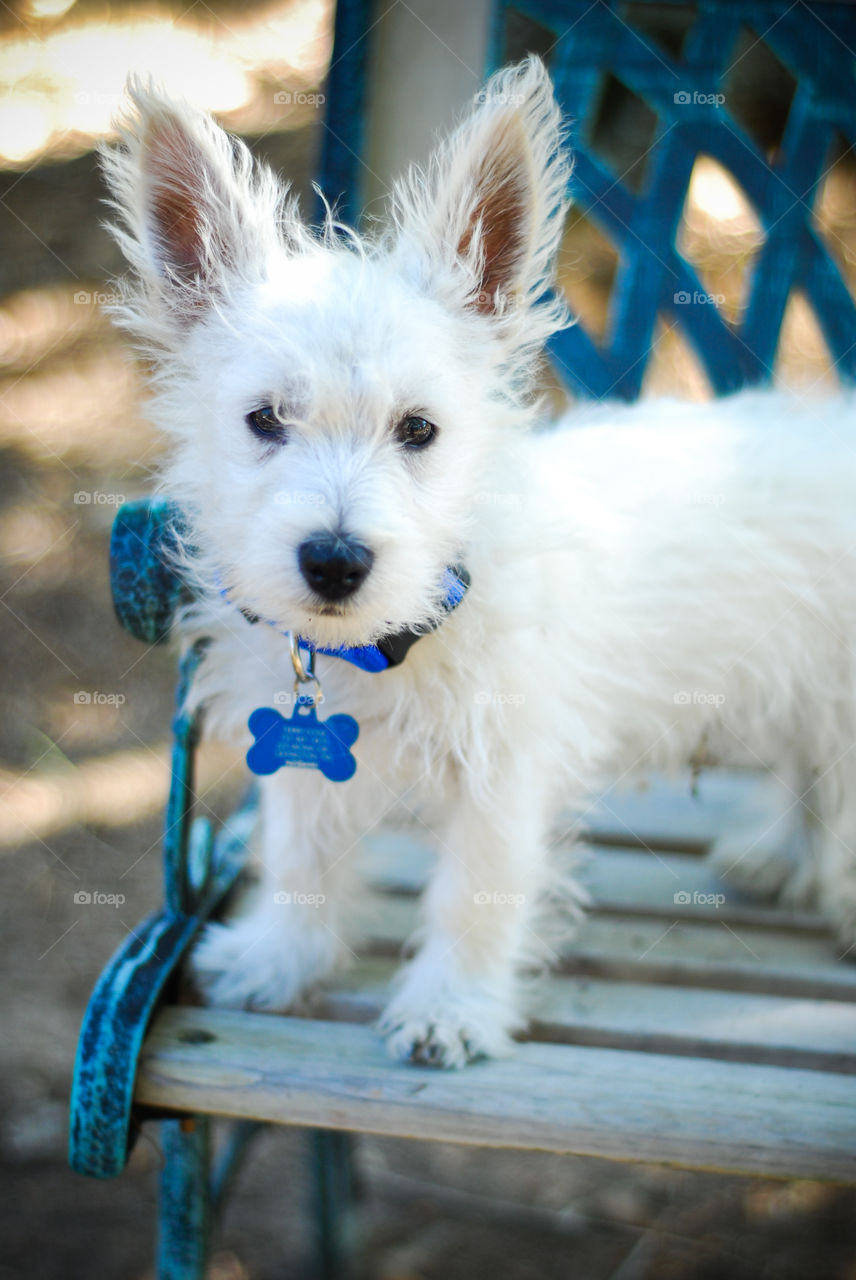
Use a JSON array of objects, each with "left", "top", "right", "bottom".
[{"left": 104, "top": 59, "right": 856, "bottom": 1067}]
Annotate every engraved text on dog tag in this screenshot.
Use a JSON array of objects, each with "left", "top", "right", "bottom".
[{"left": 246, "top": 701, "right": 359, "bottom": 782}]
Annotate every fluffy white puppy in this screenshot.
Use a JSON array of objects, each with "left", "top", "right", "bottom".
[{"left": 102, "top": 58, "right": 856, "bottom": 1066}]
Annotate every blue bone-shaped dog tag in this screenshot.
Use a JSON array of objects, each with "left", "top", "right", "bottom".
[{"left": 246, "top": 700, "right": 359, "bottom": 782}]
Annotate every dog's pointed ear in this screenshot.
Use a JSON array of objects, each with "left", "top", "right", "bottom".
[
  {"left": 101, "top": 78, "right": 291, "bottom": 327},
  {"left": 392, "top": 58, "right": 572, "bottom": 334}
]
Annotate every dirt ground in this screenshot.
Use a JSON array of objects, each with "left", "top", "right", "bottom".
[{"left": 2, "top": 16, "right": 856, "bottom": 1280}]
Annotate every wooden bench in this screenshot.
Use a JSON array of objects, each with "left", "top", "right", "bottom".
[
  {"left": 136, "top": 783, "right": 856, "bottom": 1184},
  {"left": 69, "top": 2, "right": 856, "bottom": 1276}
]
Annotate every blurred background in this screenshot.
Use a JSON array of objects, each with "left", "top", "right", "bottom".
[{"left": 2, "top": 1, "right": 856, "bottom": 1277}]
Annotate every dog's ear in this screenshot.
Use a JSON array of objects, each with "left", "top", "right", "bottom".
[
  {"left": 101, "top": 79, "right": 289, "bottom": 328},
  {"left": 392, "top": 58, "right": 571, "bottom": 337}
]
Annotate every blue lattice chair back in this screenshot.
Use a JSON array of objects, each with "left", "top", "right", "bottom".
[
  {"left": 322, "top": 0, "right": 856, "bottom": 402},
  {"left": 508, "top": 1, "right": 856, "bottom": 398}
]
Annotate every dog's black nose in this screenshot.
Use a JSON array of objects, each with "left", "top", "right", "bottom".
[{"left": 297, "top": 532, "right": 375, "bottom": 601}]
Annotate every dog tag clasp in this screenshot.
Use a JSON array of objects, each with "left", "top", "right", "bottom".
[{"left": 246, "top": 700, "right": 359, "bottom": 782}]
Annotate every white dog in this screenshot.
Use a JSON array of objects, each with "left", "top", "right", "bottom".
[{"left": 103, "top": 58, "right": 856, "bottom": 1067}]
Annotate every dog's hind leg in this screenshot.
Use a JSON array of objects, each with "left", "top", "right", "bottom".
[
  {"left": 708, "top": 756, "right": 856, "bottom": 948},
  {"left": 807, "top": 764, "right": 856, "bottom": 953},
  {"left": 706, "top": 763, "right": 815, "bottom": 906}
]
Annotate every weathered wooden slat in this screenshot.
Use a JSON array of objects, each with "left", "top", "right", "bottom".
[
  {"left": 558, "top": 916, "right": 853, "bottom": 999},
  {"left": 581, "top": 769, "right": 792, "bottom": 851},
  {"left": 312, "top": 959, "right": 856, "bottom": 1074},
  {"left": 134, "top": 1006, "right": 856, "bottom": 1183},
  {"left": 576, "top": 849, "right": 822, "bottom": 929},
  {"left": 363, "top": 895, "right": 856, "bottom": 1001},
  {"left": 362, "top": 836, "right": 825, "bottom": 930}
]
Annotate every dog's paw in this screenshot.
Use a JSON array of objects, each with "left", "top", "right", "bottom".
[
  {"left": 821, "top": 887, "right": 856, "bottom": 959},
  {"left": 379, "top": 965, "right": 520, "bottom": 1069},
  {"left": 380, "top": 1011, "right": 513, "bottom": 1068},
  {"left": 708, "top": 821, "right": 817, "bottom": 907},
  {"left": 190, "top": 911, "right": 339, "bottom": 1012},
  {"left": 707, "top": 777, "right": 817, "bottom": 907},
  {"left": 708, "top": 839, "right": 793, "bottom": 901},
  {"left": 190, "top": 920, "right": 300, "bottom": 1011}
]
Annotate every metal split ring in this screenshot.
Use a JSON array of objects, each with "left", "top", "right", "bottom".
[
  {"left": 288, "top": 632, "right": 315, "bottom": 681},
  {"left": 288, "top": 632, "right": 324, "bottom": 705}
]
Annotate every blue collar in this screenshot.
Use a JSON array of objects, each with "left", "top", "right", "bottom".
[{"left": 223, "top": 564, "right": 470, "bottom": 673}]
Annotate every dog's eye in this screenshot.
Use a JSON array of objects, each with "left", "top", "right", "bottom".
[
  {"left": 246, "top": 406, "right": 286, "bottom": 441},
  {"left": 396, "top": 415, "right": 437, "bottom": 449}
]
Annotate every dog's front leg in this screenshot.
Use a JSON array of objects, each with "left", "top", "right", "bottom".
[
  {"left": 191, "top": 769, "right": 366, "bottom": 1011},
  {"left": 380, "top": 769, "right": 552, "bottom": 1067}
]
